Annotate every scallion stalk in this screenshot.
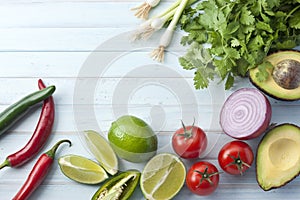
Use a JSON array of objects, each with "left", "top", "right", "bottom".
[
  {"left": 132, "top": 0, "right": 197, "bottom": 41},
  {"left": 150, "top": 0, "right": 190, "bottom": 62},
  {"left": 132, "top": 8, "right": 176, "bottom": 41}
]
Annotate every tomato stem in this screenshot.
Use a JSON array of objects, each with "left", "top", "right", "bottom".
[
  {"left": 177, "top": 118, "right": 195, "bottom": 139},
  {"left": 225, "top": 152, "right": 251, "bottom": 175},
  {"left": 194, "top": 166, "right": 221, "bottom": 186}
]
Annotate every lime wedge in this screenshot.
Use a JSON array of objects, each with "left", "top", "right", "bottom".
[
  {"left": 140, "top": 153, "right": 186, "bottom": 200},
  {"left": 83, "top": 130, "right": 118, "bottom": 175},
  {"left": 58, "top": 154, "right": 108, "bottom": 184}
]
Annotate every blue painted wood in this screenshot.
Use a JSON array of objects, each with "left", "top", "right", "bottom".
[{"left": 0, "top": 1, "right": 299, "bottom": 200}]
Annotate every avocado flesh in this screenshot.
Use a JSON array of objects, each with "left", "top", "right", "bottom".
[
  {"left": 249, "top": 51, "right": 300, "bottom": 101},
  {"left": 256, "top": 124, "right": 300, "bottom": 191}
]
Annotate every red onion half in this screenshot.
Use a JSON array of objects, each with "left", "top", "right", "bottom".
[{"left": 220, "top": 88, "right": 272, "bottom": 140}]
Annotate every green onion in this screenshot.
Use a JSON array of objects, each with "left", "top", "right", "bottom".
[
  {"left": 150, "top": 0, "right": 190, "bottom": 62},
  {"left": 132, "top": 8, "right": 176, "bottom": 40},
  {"left": 132, "top": 0, "right": 197, "bottom": 41}
]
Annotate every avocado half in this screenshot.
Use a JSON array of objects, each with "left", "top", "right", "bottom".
[
  {"left": 256, "top": 123, "right": 300, "bottom": 191},
  {"left": 249, "top": 51, "right": 300, "bottom": 101}
]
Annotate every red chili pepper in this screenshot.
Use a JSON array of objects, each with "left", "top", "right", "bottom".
[
  {"left": 0, "top": 79, "right": 55, "bottom": 169},
  {"left": 12, "top": 139, "right": 71, "bottom": 200}
]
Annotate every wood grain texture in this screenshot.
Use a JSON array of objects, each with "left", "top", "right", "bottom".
[{"left": 0, "top": 0, "right": 299, "bottom": 200}]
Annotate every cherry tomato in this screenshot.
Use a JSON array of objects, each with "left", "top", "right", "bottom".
[
  {"left": 218, "top": 140, "right": 254, "bottom": 175},
  {"left": 172, "top": 121, "right": 207, "bottom": 159},
  {"left": 186, "top": 161, "right": 220, "bottom": 196}
]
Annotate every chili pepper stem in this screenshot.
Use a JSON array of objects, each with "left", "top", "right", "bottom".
[
  {"left": 46, "top": 139, "right": 72, "bottom": 158},
  {"left": 0, "top": 159, "right": 10, "bottom": 170},
  {"left": 12, "top": 139, "right": 71, "bottom": 200}
]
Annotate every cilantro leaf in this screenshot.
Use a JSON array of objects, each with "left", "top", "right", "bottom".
[
  {"left": 256, "top": 21, "right": 273, "bottom": 33},
  {"left": 224, "top": 21, "right": 240, "bottom": 36},
  {"left": 289, "top": 11, "right": 300, "bottom": 29},
  {"left": 225, "top": 73, "right": 234, "bottom": 90},
  {"left": 266, "top": 0, "right": 280, "bottom": 8},
  {"left": 231, "top": 38, "right": 240, "bottom": 47},
  {"left": 275, "top": 39, "right": 297, "bottom": 49},
  {"left": 255, "top": 61, "right": 274, "bottom": 82},
  {"left": 193, "top": 67, "right": 215, "bottom": 89},
  {"left": 248, "top": 35, "right": 264, "bottom": 51},
  {"left": 225, "top": 47, "right": 241, "bottom": 60},
  {"left": 240, "top": 7, "right": 255, "bottom": 25}
]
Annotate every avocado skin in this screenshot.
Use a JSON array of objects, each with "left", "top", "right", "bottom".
[
  {"left": 249, "top": 50, "right": 300, "bottom": 101},
  {"left": 256, "top": 123, "right": 300, "bottom": 191}
]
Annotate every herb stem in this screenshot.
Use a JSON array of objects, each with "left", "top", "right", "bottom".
[{"left": 285, "top": 4, "right": 300, "bottom": 21}]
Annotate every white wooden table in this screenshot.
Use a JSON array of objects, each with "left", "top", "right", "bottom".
[{"left": 0, "top": 1, "right": 299, "bottom": 199}]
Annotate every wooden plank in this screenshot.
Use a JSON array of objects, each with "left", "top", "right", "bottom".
[
  {"left": 0, "top": 77, "right": 298, "bottom": 105},
  {"left": 0, "top": 2, "right": 175, "bottom": 28},
  {"left": 0, "top": 77, "right": 226, "bottom": 104},
  {"left": 0, "top": 28, "right": 128, "bottom": 52},
  {"left": 0, "top": 27, "right": 187, "bottom": 51},
  {"left": 0, "top": 51, "right": 191, "bottom": 78},
  {"left": 2, "top": 182, "right": 300, "bottom": 200}
]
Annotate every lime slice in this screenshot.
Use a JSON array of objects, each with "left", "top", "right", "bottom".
[
  {"left": 83, "top": 130, "right": 118, "bottom": 175},
  {"left": 58, "top": 154, "right": 108, "bottom": 184},
  {"left": 140, "top": 153, "right": 186, "bottom": 200}
]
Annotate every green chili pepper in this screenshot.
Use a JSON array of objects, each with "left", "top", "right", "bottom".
[
  {"left": 0, "top": 85, "right": 56, "bottom": 136},
  {"left": 92, "top": 170, "right": 140, "bottom": 200}
]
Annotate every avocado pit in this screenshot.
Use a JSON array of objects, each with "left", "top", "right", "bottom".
[
  {"left": 249, "top": 50, "right": 300, "bottom": 101},
  {"left": 272, "top": 59, "right": 300, "bottom": 89}
]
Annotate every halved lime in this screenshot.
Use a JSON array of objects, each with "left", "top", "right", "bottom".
[
  {"left": 140, "top": 153, "right": 186, "bottom": 200},
  {"left": 83, "top": 130, "right": 118, "bottom": 175},
  {"left": 58, "top": 154, "right": 108, "bottom": 184}
]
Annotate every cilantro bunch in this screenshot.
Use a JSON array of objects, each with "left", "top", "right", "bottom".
[{"left": 179, "top": 0, "right": 300, "bottom": 89}]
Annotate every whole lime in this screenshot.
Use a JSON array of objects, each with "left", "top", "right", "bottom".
[{"left": 108, "top": 115, "right": 158, "bottom": 163}]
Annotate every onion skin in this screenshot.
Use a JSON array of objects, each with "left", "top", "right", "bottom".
[{"left": 220, "top": 88, "right": 272, "bottom": 140}]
